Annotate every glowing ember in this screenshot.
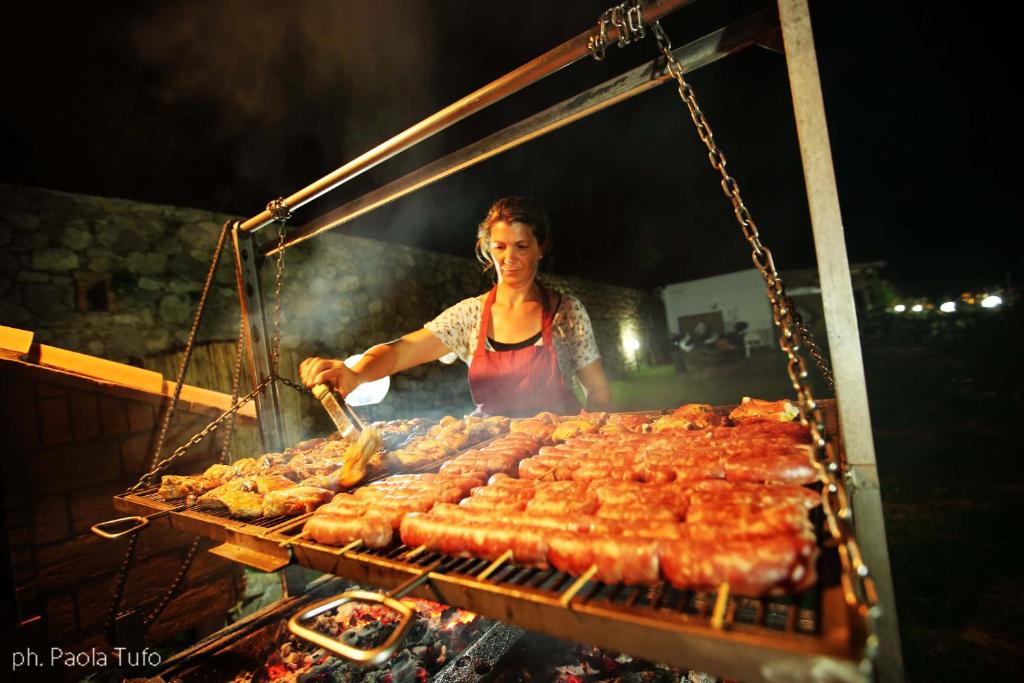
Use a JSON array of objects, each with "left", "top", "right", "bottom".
[
  {"left": 441, "top": 610, "right": 478, "bottom": 630},
  {"left": 235, "top": 589, "right": 488, "bottom": 683}
]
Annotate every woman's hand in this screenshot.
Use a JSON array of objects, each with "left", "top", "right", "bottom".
[
  {"left": 299, "top": 356, "right": 361, "bottom": 396},
  {"left": 577, "top": 359, "right": 613, "bottom": 412},
  {"left": 299, "top": 330, "right": 448, "bottom": 399}
]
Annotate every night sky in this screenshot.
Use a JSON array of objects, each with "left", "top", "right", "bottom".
[{"left": 2, "top": 1, "right": 1020, "bottom": 296}]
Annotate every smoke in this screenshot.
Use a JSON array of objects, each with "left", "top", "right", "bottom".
[
  {"left": 130, "top": 1, "right": 441, "bottom": 202},
  {"left": 132, "top": 1, "right": 436, "bottom": 121}
]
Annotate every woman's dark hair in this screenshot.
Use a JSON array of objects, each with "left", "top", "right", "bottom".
[{"left": 475, "top": 196, "right": 552, "bottom": 271}]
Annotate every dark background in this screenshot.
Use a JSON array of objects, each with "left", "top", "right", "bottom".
[{"left": 2, "top": 0, "right": 1020, "bottom": 296}]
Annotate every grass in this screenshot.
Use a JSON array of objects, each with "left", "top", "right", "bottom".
[{"left": 609, "top": 356, "right": 823, "bottom": 411}]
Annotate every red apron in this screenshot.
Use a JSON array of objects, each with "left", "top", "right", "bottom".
[{"left": 468, "top": 286, "right": 580, "bottom": 417}]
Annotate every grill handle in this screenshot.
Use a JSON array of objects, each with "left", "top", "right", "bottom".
[
  {"left": 91, "top": 510, "right": 170, "bottom": 539},
  {"left": 288, "top": 563, "right": 438, "bottom": 666}
]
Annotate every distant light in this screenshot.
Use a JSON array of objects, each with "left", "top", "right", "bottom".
[
  {"left": 911, "top": 304, "right": 924, "bottom": 312},
  {"left": 624, "top": 337, "right": 641, "bottom": 352},
  {"left": 940, "top": 301, "right": 956, "bottom": 313},
  {"left": 893, "top": 304, "right": 906, "bottom": 313},
  {"left": 981, "top": 295, "right": 1003, "bottom": 309}
]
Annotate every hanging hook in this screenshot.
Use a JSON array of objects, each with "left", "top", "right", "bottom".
[
  {"left": 266, "top": 196, "right": 292, "bottom": 224},
  {"left": 587, "top": 9, "right": 611, "bottom": 60},
  {"left": 588, "top": 1, "right": 649, "bottom": 61}
]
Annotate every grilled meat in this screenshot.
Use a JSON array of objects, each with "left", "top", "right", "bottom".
[
  {"left": 728, "top": 397, "right": 799, "bottom": 424},
  {"left": 304, "top": 511, "right": 393, "bottom": 547},
  {"left": 261, "top": 486, "right": 334, "bottom": 516}
]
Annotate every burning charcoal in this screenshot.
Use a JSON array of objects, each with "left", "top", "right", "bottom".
[
  {"left": 387, "top": 651, "right": 427, "bottom": 683},
  {"left": 341, "top": 620, "right": 397, "bottom": 648},
  {"left": 404, "top": 619, "right": 428, "bottom": 646}
]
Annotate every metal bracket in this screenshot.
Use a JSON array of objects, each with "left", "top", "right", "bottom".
[
  {"left": 845, "top": 463, "right": 880, "bottom": 492},
  {"left": 231, "top": 222, "right": 285, "bottom": 452},
  {"left": 208, "top": 542, "right": 290, "bottom": 573}
]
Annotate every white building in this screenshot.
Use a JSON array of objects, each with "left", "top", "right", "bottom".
[{"left": 660, "top": 268, "right": 826, "bottom": 355}]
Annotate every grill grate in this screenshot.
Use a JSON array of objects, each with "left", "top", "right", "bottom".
[
  {"left": 136, "top": 488, "right": 295, "bottom": 528},
  {"left": 352, "top": 543, "right": 820, "bottom": 634}
]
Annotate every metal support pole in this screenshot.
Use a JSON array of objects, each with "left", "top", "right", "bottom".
[
  {"left": 231, "top": 223, "right": 286, "bottom": 452},
  {"left": 267, "top": 9, "right": 779, "bottom": 255},
  {"left": 776, "top": 1, "right": 904, "bottom": 680},
  {"left": 238, "top": 0, "right": 698, "bottom": 234}
]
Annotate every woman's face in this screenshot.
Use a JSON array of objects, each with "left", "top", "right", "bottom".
[{"left": 488, "top": 220, "right": 543, "bottom": 287}]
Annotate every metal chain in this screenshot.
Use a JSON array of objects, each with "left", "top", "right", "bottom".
[
  {"left": 784, "top": 294, "right": 834, "bottom": 390},
  {"left": 270, "top": 224, "right": 286, "bottom": 376},
  {"left": 104, "top": 532, "right": 138, "bottom": 644},
  {"left": 143, "top": 537, "right": 201, "bottom": 628},
  {"left": 128, "top": 377, "right": 275, "bottom": 492},
  {"left": 218, "top": 316, "right": 248, "bottom": 462},
  {"left": 648, "top": 18, "right": 877, "bottom": 669},
  {"left": 147, "top": 219, "right": 233, "bottom": 471},
  {"left": 106, "top": 218, "right": 232, "bottom": 644},
  {"left": 139, "top": 320, "right": 249, "bottom": 630},
  {"left": 106, "top": 211, "right": 310, "bottom": 644},
  {"left": 277, "top": 373, "right": 314, "bottom": 398},
  {"left": 641, "top": 19, "right": 834, "bottom": 391},
  {"left": 588, "top": 0, "right": 645, "bottom": 60}
]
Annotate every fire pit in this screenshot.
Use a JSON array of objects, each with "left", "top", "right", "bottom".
[
  {"left": 250, "top": 596, "right": 489, "bottom": 682},
  {"left": 147, "top": 575, "right": 715, "bottom": 683},
  {"left": 485, "top": 630, "right": 705, "bottom": 683}
]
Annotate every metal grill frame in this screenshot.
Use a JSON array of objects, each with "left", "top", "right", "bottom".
[
  {"left": 278, "top": 537, "right": 862, "bottom": 682},
  {"left": 111, "top": 401, "right": 868, "bottom": 680}
]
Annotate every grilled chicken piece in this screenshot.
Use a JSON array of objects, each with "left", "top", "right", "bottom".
[
  {"left": 652, "top": 404, "right": 723, "bottom": 432},
  {"left": 263, "top": 464, "right": 299, "bottom": 481},
  {"left": 599, "top": 413, "right": 651, "bottom": 435},
  {"left": 728, "top": 397, "right": 799, "bottom": 424},
  {"left": 261, "top": 486, "right": 333, "bottom": 516},
  {"left": 298, "top": 475, "right": 343, "bottom": 493},
  {"left": 195, "top": 478, "right": 266, "bottom": 518},
  {"left": 550, "top": 418, "right": 600, "bottom": 443},
  {"left": 158, "top": 475, "right": 224, "bottom": 501},
  {"left": 253, "top": 474, "right": 297, "bottom": 494},
  {"left": 233, "top": 456, "right": 275, "bottom": 477},
  {"left": 197, "top": 478, "right": 254, "bottom": 509},
  {"left": 203, "top": 463, "right": 236, "bottom": 480},
  {"left": 214, "top": 490, "right": 264, "bottom": 518},
  {"left": 509, "top": 418, "right": 556, "bottom": 441}
]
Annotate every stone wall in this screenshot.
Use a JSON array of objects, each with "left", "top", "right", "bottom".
[{"left": 0, "top": 184, "right": 667, "bottom": 422}]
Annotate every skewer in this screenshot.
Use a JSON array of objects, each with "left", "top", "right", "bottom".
[
  {"left": 559, "top": 564, "right": 599, "bottom": 608},
  {"left": 477, "top": 549, "right": 514, "bottom": 580},
  {"left": 338, "top": 538, "right": 364, "bottom": 554},
  {"left": 274, "top": 513, "right": 316, "bottom": 547},
  {"left": 402, "top": 544, "right": 428, "bottom": 560},
  {"left": 279, "top": 532, "right": 306, "bottom": 549},
  {"left": 710, "top": 582, "right": 730, "bottom": 630}
]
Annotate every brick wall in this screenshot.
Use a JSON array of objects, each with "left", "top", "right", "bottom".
[{"left": 1, "top": 358, "right": 245, "bottom": 665}]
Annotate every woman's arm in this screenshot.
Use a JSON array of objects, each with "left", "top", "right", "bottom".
[
  {"left": 299, "top": 328, "right": 449, "bottom": 396},
  {"left": 576, "top": 358, "right": 613, "bottom": 412}
]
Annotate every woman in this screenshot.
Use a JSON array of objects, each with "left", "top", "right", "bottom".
[{"left": 299, "top": 196, "right": 612, "bottom": 416}]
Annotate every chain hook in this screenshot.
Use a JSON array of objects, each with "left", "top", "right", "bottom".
[
  {"left": 588, "top": 9, "right": 611, "bottom": 60},
  {"left": 267, "top": 196, "right": 293, "bottom": 224},
  {"left": 588, "top": 1, "right": 648, "bottom": 60},
  {"left": 627, "top": 1, "right": 646, "bottom": 41},
  {"left": 611, "top": 5, "right": 630, "bottom": 47},
  {"left": 653, "top": 16, "right": 867, "bottom": 670}
]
